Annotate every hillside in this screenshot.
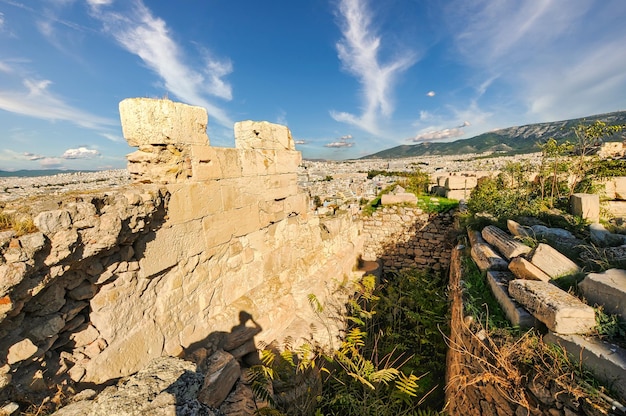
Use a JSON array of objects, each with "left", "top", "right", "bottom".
[{"left": 363, "top": 110, "right": 626, "bottom": 159}]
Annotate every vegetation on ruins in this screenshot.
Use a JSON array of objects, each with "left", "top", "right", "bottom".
[
  {"left": 362, "top": 168, "right": 458, "bottom": 216},
  {"left": 249, "top": 270, "right": 449, "bottom": 416},
  {"left": 467, "top": 121, "right": 626, "bottom": 225},
  {"left": 0, "top": 209, "right": 36, "bottom": 236}
]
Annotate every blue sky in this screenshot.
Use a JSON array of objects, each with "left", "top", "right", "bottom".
[{"left": 1, "top": 0, "right": 626, "bottom": 170}]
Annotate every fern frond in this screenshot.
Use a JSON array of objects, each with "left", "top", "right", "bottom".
[
  {"left": 395, "top": 372, "right": 419, "bottom": 397},
  {"left": 369, "top": 368, "right": 399, "bottom": 384},
  {"left": 308, "top": 293, "right": 324, "bottom": 313}
]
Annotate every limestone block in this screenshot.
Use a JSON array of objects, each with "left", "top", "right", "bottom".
[
  {"left": 83, "top": 321, "right": 166, "bottom": 384},
  {"left": 508, "top": 257, "right": 551, "bottom": 282},
  {"left": 7, "top": 338, "right": 38, "bottom": 364},
  {"left": 481, "top": 225, "right": 531, "bottom": 260},
  {"left": 166, "top": 182, "right": 223, "bottom": 224},
  {"left": 570, "top": 193, "right": 600, "bottom": 223},
  {"left": 137, "top": 220, "right": 206, "bottom": 278},
  {"left": 28, "top": 314, "right": 66, "bottom": 342},
  {"left": 445, "top": 176, "right": 478, "bottom": 190},
  {"left": 198, "top": 350, "right": 241, "bottom": 408},
  {"left": 445, "top": 189, "right": 469, "bottom": 200},
  {"left": 606, "top": 201, "right": 626, "bottom": 218},
  {"left": 471, "top": 243, "right": 509, "bottom": 272},
  {"left": 544, "top": 332, "right": 626, "bottom": 401},
  {"left": 189, "top": 146, "right": 241, "bottom": 180},
  {"left": 262, "top": 173, "right": 299, "bottom": 201},
  {"left": 119, "top": 98, "right": 209, "bottom": 146},
  {"left": 70, "top": 324, "right": 99, "bottom": 348},
  {"left": 34, "top": 210, "right": 72, "bottom": 234},
  {"left": 529, "top": 243, "right": 581, "bottom": 278},
  {"left": 579, "top": 268, "right": 626, "bottom": 320},
  {"left": 509, "top": 279, "right": 596, "bottom": 334},
  {"left": 202, "top": 205, "right": 260, "bottom": 250},
  {"left": 381, "top": 193, "right": 418, "bottom": 205},
  {"left": 274, "top": 150, "right": 302, "bottom": 174},
  {"left": 239, "top": 149, "right": 276, "bottom": 177},
  {"left": 219, "top": 178, "right": 262, "bottom": 211},
  {"left": 486, "top": 271, "right": 536, "bottom": 327},
  {"left": 234, "top": 120, "right": 294, "bottom": 150}
]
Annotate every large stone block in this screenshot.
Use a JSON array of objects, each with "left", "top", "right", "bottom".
[
  {"left": 529, "top": 243, "right": 580, "bottom": 278},
  {"left": 509, "top": 279, "right": 596, "bottom": 334},
  {"left": 579, "top": 268, "right": 626, "bottom": 320},
  {"left": 545, "top": 332, "right": 626, "bottom": 401},
  {"left": 445, "top": 189, "right": 470, "bottom": 200},
  {"left": 234, "top": 120, "right": 294, "bottom": 150},
  {"left": 486, "top": 271, "right": 536, "bottom": 327},
  {"left": 481, "top": 225, "right": 531, "bottom": 260},
  {"left": 570, "top": 193, "right": 600, "bottom": 223},
  {"left": 120, "top": 98, "right": 209, "bottom": 147},
  {"left": 471, "top": 243, "right": 509, "bottom": 272},
  {"left": 605, "top": 201, "right": 626, "bottom": 218},
  {"left": 508, "top": 256, "right": 551, "bottom": 282},
  {"left": 189, "top": 146, "right": 242, "bottom": 180},
  {"left": 445, "top": 176, "right": 477, "bottom": 190},
  {"left": 381, "top": 193, "right": 418, "bottom": 205},
  {"left": 167, "top": 182, "right": 223, "bottom": 224}
]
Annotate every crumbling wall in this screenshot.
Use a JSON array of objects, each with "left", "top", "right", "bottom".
[
  {"left": 0, "top": 98, "right": 364, "bottom": 406},
  {"left": 361, "top": 205, "right": 455, "bottom": 273}
]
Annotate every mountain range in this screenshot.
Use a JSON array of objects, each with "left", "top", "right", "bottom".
[{"left": 362, "top": 111, "right": 626, "bottom": 159}]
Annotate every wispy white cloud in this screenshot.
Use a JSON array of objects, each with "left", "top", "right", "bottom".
[
  {"left": 294, "top": 139, "right": 307, "bottom": 145},
  {"left": 0, "top": 77, "right": 118, "bottom": 129},
  {"left": 426, "top": 91, "right": 435, "bottom": 97},
  {"left": 325, "top": 134, "right": 354, "bottom": 148},
  {"left": 89, "top": 0, "right": 234, "bottom": 127},
  {"left": 446, "top": 0, "right": 626, "bottom": 123},
  {"left": 62, "top": 147, "right": 100, "bottom": 159},
  {"left": 98, "top": 132, "right": 124, "bottom": 142},
  {"left": 331, "top": 0, "right": 416, "bottom": 135},
  {"left": 411, "top": 121, "right": 470, "bottom": 142}
]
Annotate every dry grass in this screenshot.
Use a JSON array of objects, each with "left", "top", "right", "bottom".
[
  {"left": 0, "top": 211, "right": 37, "bottom": 236},
  {"left": 446, "top": 320, "right": 616, "bottom": 414}
]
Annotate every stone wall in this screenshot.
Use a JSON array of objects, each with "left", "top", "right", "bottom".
[
  {"left": 361, "top": 205, "right": 455, "bottom": 274},
  {"left": 0, "top": 98, "right": 364, "bottom": 406}
]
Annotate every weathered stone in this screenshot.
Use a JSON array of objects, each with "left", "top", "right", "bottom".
[
  {"left": 34, "top": 210, "right": 72, "bottom": 234},
  {"left": 579, "top": 268, "right": 626, "bottom": 320},
  {"left": 508, "top": 256, "right": 551, "bottom": 282},
  {"left": 570, "top": 193, "right": 600, "bottom": 223},
  {"left": 197, "top": 350, "right": 241, "bottom": 408},
  {"left": 545, "top": 332, "right": 626, "bottom": 401},
  {"left": 445, "top": 189, "right": 469, "bottom": 200},
  {"left": 445, "top": 176, "right": 477, "bottom": 190},
  {"left": 23, "top": 284, "right": 66, "bottom": 316},
  {"left": 471, "top": 243, "right": 509, "bottom": 272},
  {"left": 71, "top": 325, "right": 100, "bottom": 348},
  {"left": 486, "top": 271, "right": 536, "bottom": 327},
  {"left": 52, "top": 356, "right": 214, "bottom": 416},
  {"left": 506, "top": 220, "right": 531, "bottom": 238},
  {"left": 234, "top": 120, "right": 294, "bottom": 151},
  {"left": 530, "top": 225, "right": 576, "bottom": 240},
  {"left": 7, "top": 338, "right": 39, "bottom": 364},
  {"left": 219, "top": 381, "right": 256, "bottom": 416},
  {"left": 589, "top": 223, "right": 625, "bottom": 247},
  {"left": 68, "top": 281, "right": 97, "bottom": 301},
  {"left": 381, "top": 193, "right": 417, "bottom": 205},
  {"left": 221, "top": 326, "right": 262, "bottom": 351},
  {"left": 28, "top": 314, "right": 66, "bottom": 342},
  {"left": 509, "top": 279, "right": 596, "bottom": 334},
  {"left": 119, "top": 98, "right": 209, "bottom": 147},
  {"left": 529, "top": 243, "right": 581, "bottom": 278},
  {"left": 481, "top": 225, "right": 531, "bottom": 260}
]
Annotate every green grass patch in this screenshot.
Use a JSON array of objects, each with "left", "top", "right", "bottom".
[{"left": 416, "top": 195, "right": 459, "bottom": 213}]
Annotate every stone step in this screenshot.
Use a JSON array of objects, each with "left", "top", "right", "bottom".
[
  {"left": 579, "top": 268, "right": 626, "bottom": 321},
  {"left": 486, "top": 271, "right": 536, "bottom": 328},
  {"left": 545, "top": 332, "right": 626, "bottom": 401},
  {"left": 529, "top": 243, "right": 581, "bottom": 278},
  {"left": 508, "top": 279, "right": 596, "bottom": 334},
  {"left": 481, "top": 225, "right": 531, "bottom": 260}
]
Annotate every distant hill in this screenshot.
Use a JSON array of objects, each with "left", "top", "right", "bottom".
[
  {"left": 0, "top": 169, "right": 98, "bottom": 178},
  {"left": 362, "top": 111, "right": 626, "bottom": 159}
]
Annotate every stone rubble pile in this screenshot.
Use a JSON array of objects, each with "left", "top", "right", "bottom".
[
  {"left": 467, "top": 219, "right": 626, "bottom": 400},
  {"left": 0, "top": 187, "right": 166, "bottom": 410}
]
